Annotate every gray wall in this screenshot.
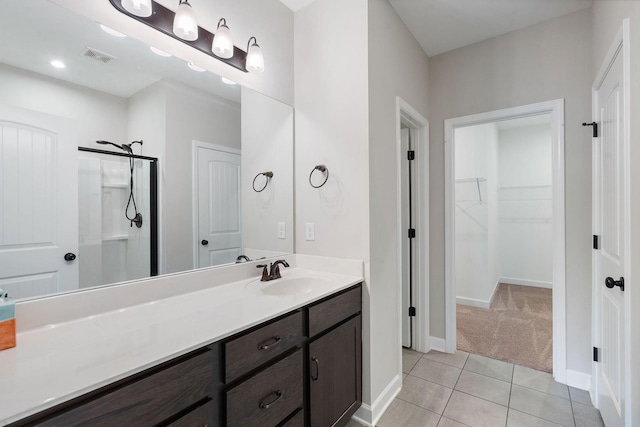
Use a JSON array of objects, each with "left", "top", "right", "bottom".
[{"left": 428, "top": 9, "right": 593, "bottom": 374}]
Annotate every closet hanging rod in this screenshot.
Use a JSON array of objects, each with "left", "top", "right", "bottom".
[
  {"left": 455, "top": 177, "right": 486, "bottom": 183},
  {"left": 498, "top": 184, "right": 551, "bottom": 190}
]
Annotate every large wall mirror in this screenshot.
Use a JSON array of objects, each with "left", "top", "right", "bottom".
[{"left": 0, "top": 0, "right": 294, "bottom": 301}]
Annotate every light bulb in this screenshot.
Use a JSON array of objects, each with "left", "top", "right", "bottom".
[
  {"left": 121, "top": 0, "right": 152, "bottom": 17},
  {"left": 212, "top": 19, "right": 234, "bottom": 59},
  {"left": 173, "top": 0, "right": 198, "bottom": 41},
  {"left": 246, "top": 37, "right": 264, "bottom": 74}
]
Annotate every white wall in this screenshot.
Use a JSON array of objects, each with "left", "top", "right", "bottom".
[
  {"left": 498, "top": 123, "right": 553, "bottom": 287},
  {"left": 241, "top": 88, "right": 294, "bottom": 255},
  {"left": 164, "top": 82, "right": 241, "bottom": 274},
  {"left": 429, "top": 9, "right": 593, "bottom": 375},
  {"left": 591, "top": 1, "right": 640, "bottom": 422},
  {"left": 294, "top": 0, "right": 372, "bottom": 410},
  {"left": 454, "top": 124, "right": 497, "bottom": 306},
  {"left": 51, "top": 0, "right": 294, "bottom": 105},
  {"left": 0, "top": 63, "right": 127, "bottom": 146}
]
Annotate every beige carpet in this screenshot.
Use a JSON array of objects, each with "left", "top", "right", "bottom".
[{"left": 457, "top": 283, "right": 553, "bottom": 372}]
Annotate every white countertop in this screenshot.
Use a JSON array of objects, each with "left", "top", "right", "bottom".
[{"left": 0, "top": 260, "right": 363, "bottom": 425}]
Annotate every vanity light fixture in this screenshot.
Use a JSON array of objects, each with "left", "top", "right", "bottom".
[
  {"left": 187, "top": 61, "right": 206, "bottom": 72},
  {"left": 173, "top": 0, "right": 198, "bottom": 41},
  {"left": 121, "top": 0, "right": 152, "bottom": 17},
  {"left": 100, "top": 24, "right": 127, "bottom": 38},
  {"left": 109, "top": 0, "right": 264, "bottom": 73},
  {"left": 246, "top": 37, "right": 264, "bottom": 74},
  {"left": 212, "top": 18, "right": 233, "bottom": 59},
  {"left": 150, "top": 46, "right": 172, "bottom": 57}
]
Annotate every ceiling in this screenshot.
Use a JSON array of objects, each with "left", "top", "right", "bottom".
[
  {"left": 280, "top": 0, "right": 593, "bottom": 57},
  {"left": 0, "top": 0, "right": 240, "bottom": 102}
]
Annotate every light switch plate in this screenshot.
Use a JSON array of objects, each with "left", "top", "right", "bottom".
[
  {"left": 277, "top": 222, "right": 286, "bottom": 239},
  {"left": 305, "top": 223, "right": 315, "bottom": 241}
]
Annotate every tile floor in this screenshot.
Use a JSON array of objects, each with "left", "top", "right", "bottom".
[{"left": 346, "top": 349, "right": 605, "bottom": 427}]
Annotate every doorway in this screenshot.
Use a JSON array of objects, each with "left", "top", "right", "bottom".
[
  {"left": 454, "top": 115, "right": 553, "bottom": 372},
  {"left": 444, "top": 99, "right": 567, "bottom": 381},
  {"left": 396, "top": 96, "right": 429, "bottom": 359}
]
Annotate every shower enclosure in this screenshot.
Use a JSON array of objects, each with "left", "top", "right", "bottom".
[{"left": 78, "top": 147, "right": 157, "bottom": 288}]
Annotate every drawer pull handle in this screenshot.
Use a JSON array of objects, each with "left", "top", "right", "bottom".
[
  {"left": 311, "top": 356, "right": 320, "bottom": 381},
  {"left": 258, "top": 336, "right": 281, "bottom": 350},
  {"left": 259, "top": 390, "right": 283, "bottom": 409}
]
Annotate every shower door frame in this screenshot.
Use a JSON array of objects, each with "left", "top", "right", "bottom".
[{"left": 78, "top": 147, "right": 159, "bottom": 278}]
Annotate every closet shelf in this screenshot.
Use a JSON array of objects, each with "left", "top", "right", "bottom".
[
  {"left": 102, "top": 183, "right": 128, "bottom": 189},
  {"left": 102, "top": 235, "right": 129, "bottom": 241}
]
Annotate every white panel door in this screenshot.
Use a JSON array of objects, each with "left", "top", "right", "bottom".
[
  {"left": 196, "top": 144, "right": 241, "bottom": 268},
  {"left": 0, "top": 104, "right": 78, "bottom": 299},
  {"left": 593, "top": 32, "right": 626, "bottom": 427},
  {"left": 400, "top": 128, "right": 413, "bottom": 348}
]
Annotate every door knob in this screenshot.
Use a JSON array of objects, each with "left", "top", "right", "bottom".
[
  {"left": 605, "top": 276, "right": 624, "bottom": 291},
  {"left": 64, "top": 253, "right": 76, "bottom": 262},
  {"left": 201, "top": 240, "right": 209, "bottom": 246}
]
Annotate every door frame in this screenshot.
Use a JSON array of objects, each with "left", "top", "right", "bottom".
[
  {"left": 444, "top": 99, "right": 567, "bottom": 382},
  {"left": 395, "top": 96, "right": 430, "bottom": 360},
  {"left": 191, "top": 140, "right": 242, "bottom": 269},
  {"left": 591, "top": 19, "right": 631, "bottom": 425}
]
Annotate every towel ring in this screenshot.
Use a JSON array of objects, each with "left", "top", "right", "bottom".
[
  {"left": 252, "top": 171, "right": 273, "bottom": 192},
  {"left": 309, "top": 165, "right": 329, "bottom": 188}
]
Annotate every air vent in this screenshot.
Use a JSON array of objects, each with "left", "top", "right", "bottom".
[{"left": 82, "top": 47, "right": 116, "bottom": 64}]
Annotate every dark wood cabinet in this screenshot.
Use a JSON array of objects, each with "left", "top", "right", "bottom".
[
  {"left": 307, "top": 286, "right": 362, "bottom": 427},
  {"left": 308, "top": 316, "right": 362, "bottom": 427},
  {"left": 11, "top": 284, "right": 362, "bottom": 427}
]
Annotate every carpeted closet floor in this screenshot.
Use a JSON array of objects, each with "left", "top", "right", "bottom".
[{"left": 457, "top": 283, "right": 553, "bottom": 373}]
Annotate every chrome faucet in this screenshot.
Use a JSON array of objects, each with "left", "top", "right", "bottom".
[{"left": 256, "top": 260, "right": 290, "bottom": 281}]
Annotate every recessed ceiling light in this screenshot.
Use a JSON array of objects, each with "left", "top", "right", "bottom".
[
  {"left": 187, "top": 61, "right": 206, "bottom": 72},
  {"left": 221, "top": 77, "right": 237, "bottom": 85},
  {"left": 150, "top": 46, "right": 171, "bottom": 57},
  {"left": 100, "top": 24, "right": 127, "bottom": 38},
  {"left": 50, "top": 60, "right": 66, "bottom": 69}
]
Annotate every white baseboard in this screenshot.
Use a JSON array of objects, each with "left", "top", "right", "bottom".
[
  {"left": 488, "top": 279, "right": 501, "bottom": 306},
  {"left": 500, "top": 277, "right": 553, "bottom": 289},
  {"left": 430, "top": 336, "right": 447, "bottom": 352},
  {"left": 456, "top": 296, "right": 490, "bottom": 309},
  {"left": 566, "top": 369, "right": 591, "bottom": 391},
  {"left": 352, "top": 374, "right": 401, "bottom": 426}
]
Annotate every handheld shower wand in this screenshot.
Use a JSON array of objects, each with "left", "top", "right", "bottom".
[{"left": 95, "top": 140, "right": 145, "bottom": 228}]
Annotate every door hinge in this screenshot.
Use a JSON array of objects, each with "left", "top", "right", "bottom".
[
  {"left": 593, "top": 235, "right": 599, "bottom": 250},
  {"left": 408, "top": 228, "right": 416, "bottom": 239},
  {"left": 409, "top": 306, "right": 416, "bottom": 317},
  {"left": 582, "top": 121, "right": 598, "bottom": 138},
  {"left": 593, "top": 347, "right": 599, "bottom": 362},
  {"left": 407, "top": 150, "right": 415, "bottom": 161}
]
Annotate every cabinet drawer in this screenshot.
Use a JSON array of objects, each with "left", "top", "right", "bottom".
[
  {"left": 224, "top": 311, "right": 302, "bottom": 383},
  {"left": 226, "top": 349, "right": 303, "bottom": 427},
  {"left": 38, "top": 349, "right": 214, "bottom": 427},
  {"left": 166, "top": 400, "right": 214, "bottom": 427},
  {"left": 308, "top": 285, "right": 361, "bottom": 337}
]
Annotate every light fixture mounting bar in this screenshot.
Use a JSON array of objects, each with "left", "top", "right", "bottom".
[{"left": 109, "top": 0, "right": 248, "bottom": 72}]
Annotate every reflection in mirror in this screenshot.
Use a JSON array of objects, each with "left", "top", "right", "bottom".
[{"left": 0, "top": 0, "right": 294, "bottom": 301}]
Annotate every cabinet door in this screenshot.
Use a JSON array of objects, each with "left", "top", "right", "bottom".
[{"left": 308, "top": 315, "right": 361, "bottom": 427}]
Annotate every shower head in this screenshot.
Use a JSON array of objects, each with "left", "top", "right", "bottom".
[{"left": 96, "top": 140, "right": 130, "bottom": 153}]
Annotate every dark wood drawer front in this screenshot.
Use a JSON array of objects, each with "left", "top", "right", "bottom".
[
  {"left": 167, "top": 400, "right": 214, "bottom": 427},
  {"left": 226, "top": 349, "right": 303, "bottom": 427},
  {"left": 38, "top": 350, "right": 214, "bottom": 427},
  {"left": 280, "top": 409, "right": 304, "bottom": 427},
  {"left": 308, "top": 285, "right": 361, "bottom": 337},
  {"left": 225, "top": 311, "right": 302, "bottom": 383}
]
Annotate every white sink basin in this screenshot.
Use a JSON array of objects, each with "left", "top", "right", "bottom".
[{"left": 246, "top": 276, "right": 329, "bottom": 296}]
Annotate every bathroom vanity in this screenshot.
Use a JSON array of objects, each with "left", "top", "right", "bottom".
[{"left": 0, "top": 257, "right": 363, "bottom": 427}]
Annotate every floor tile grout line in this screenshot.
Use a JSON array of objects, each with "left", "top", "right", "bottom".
[{"left": 510, "top": 382, "right": 571, "bottom": 401}]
